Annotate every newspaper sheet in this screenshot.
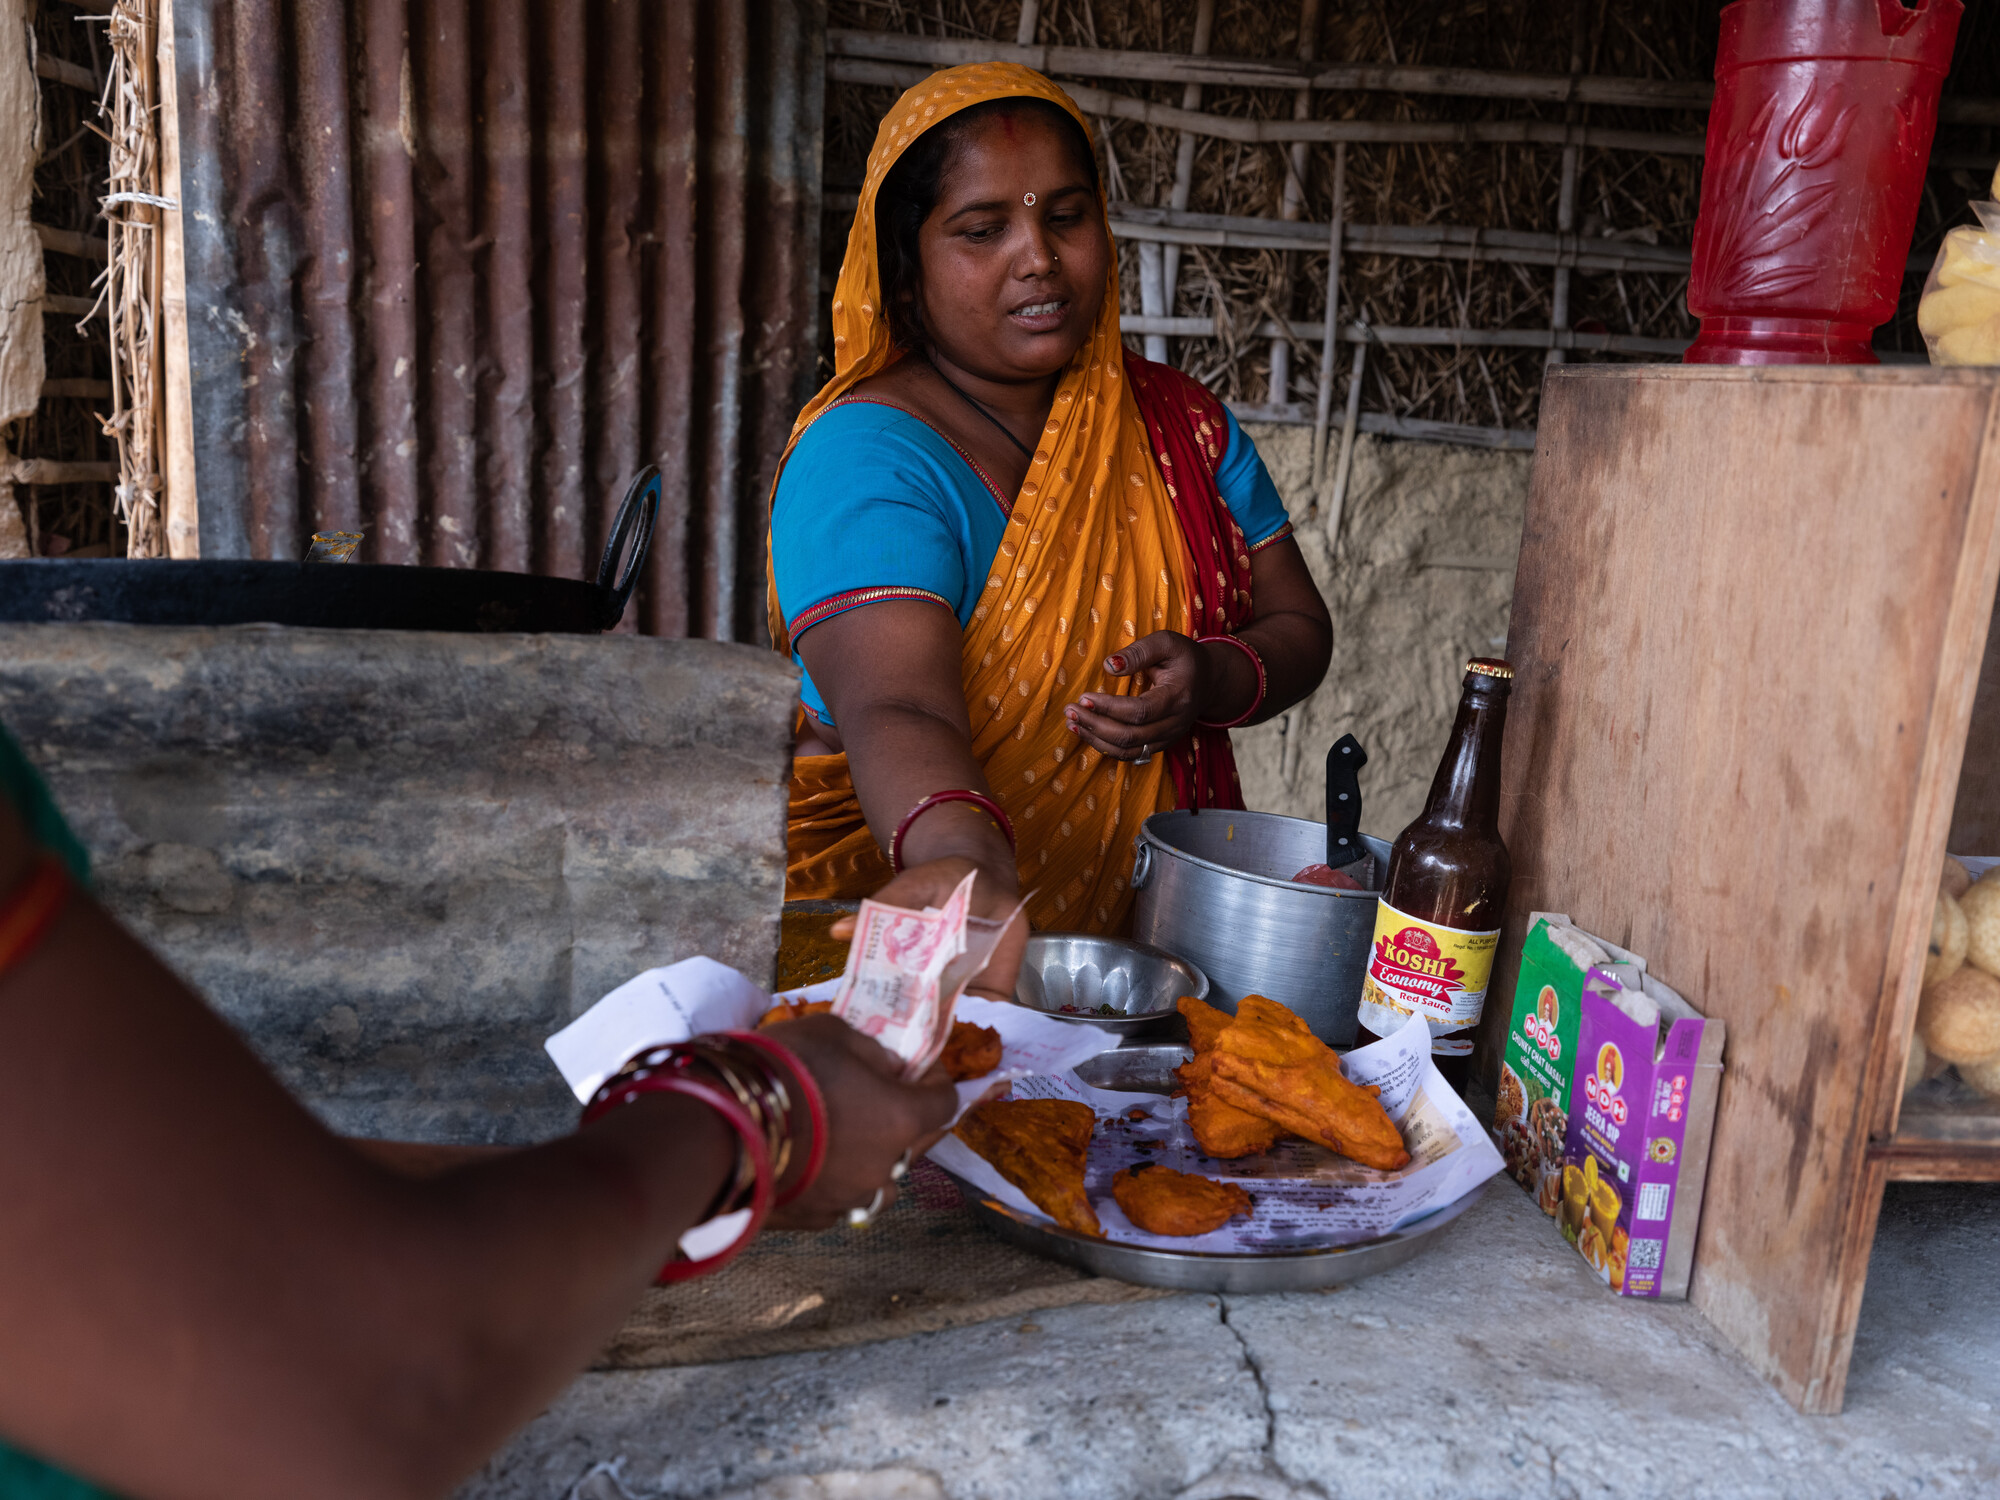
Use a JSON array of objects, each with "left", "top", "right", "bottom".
[
  {"left": 545, "top": 959, "right": 1119, "bottom": 1120},
  {"left": 927, "top": 1008, "right": 1503, "bottom": 1253}
]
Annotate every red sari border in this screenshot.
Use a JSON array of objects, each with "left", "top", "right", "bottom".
[{"left": 788, "top": 585, "right": 955, "bottom": 642}]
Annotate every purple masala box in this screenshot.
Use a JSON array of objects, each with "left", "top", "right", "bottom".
[{"left": 1558, "top": 967, "right": 1724, "bottom": 1300}]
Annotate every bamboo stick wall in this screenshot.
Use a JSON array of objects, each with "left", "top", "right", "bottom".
[{"left": 823, "top": 0, "right": 2000, "bottom": 447}]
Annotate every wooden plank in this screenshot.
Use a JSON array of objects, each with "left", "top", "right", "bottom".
[
  {"left": 0, "top": 458, "right": 116, "bottom": 484},
  {"left": 825, "top": 28, "right": 2000, "bottom": 124},
  {"left": 1870, "top": 1140, "right": 2000, "bottom": 1181},
  {"left": 34, "top": 54, "right": 98, "bottom": 92},
  {"left": 34, "top": 223, "right": 110, "bottom": 261},
  {"left": 1482, "top": 365, "right": 2000, "bottom": 1414},
  {"left": 40, "top": 378, "right": 112, "bottom": 400},
  {"left": 828, "top": 58, "right": 1706, "bottom": 155}
]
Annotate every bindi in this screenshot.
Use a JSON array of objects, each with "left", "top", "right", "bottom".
[{"left": 1023, "top": 192, "right": 1037, "bottom": 206}]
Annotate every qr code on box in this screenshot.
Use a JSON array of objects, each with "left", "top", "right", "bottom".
[
  {"left": 1629, "top": 1239, "right": 1664, "bottom": 1271},
  {"left": 1636, "top": 1182, "right": 1671, "bottom": 1221}
]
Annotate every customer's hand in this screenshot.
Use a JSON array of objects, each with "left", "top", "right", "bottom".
[
  {"left": 758, "top": 1015, "right": 959, "bottom": 1230},
  {"left": 1064, "top": 631, "right": 1238, "bottom": 760},
  {"left": 830, "top": 855, "right": 1029, "bottom": 1007}
]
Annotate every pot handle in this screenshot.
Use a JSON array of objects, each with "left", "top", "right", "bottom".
[
  {"left": 596, "top": 465, "right": 663, "bottom": 629},
  {"left": 1130, "top": 837, "right": 1155, "bottom": 891}
]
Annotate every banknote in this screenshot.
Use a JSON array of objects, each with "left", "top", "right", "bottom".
[{"left": 831, "top": 871, "right": 1020, "bottom": 1078}]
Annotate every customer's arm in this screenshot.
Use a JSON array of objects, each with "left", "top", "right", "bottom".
[{"left": 0, "top": 801, "right": 953, "bottom": 1500}]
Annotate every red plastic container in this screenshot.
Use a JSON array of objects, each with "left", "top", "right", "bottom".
[{"left": 1685, "top": 0, "right": 1961, "bottom": 365}]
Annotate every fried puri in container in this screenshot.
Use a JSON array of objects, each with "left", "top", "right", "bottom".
[
  {"left": 953, "top": 1097, "right": 1102, "bottom": 1237},
  {"left": 940, "top": 1020, "right": 1004, "bottom": 1082},
  {"left": 1209, "top": 996, "right": 1412, "bottom": 1171},
  {"left": 757, "top": 999, "right": 834, "bottom": 1029},
  {"left": 1175, "top": 996, "right": 1285, "bottom": 1158},
  {"left": 1112, "top": 1162, "right": 1254, "bottom": 1236}
]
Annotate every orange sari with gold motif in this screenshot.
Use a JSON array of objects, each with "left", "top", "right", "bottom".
[{"left": 769, "top": 64, "right": 1257, "bottom": 934}]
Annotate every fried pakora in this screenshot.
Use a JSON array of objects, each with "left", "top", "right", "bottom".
[
  {"left": 953, "top": 1098, "right": 1102, "bottom": 1237},
  {"left": 1208, "top": 996, "right": 1411, "bottom": 1171},
  {"left": 756, "top": 999, "right": 834, "bottom": 1029},
  {"left": 941, "top": 1020, "right": 1003, "bottom": 1081},
  {"left": 1175, "top": 996, "right": 1285, "bottom": 1158},
  {"left": 1112, "top": 1162, "right": 1254, "bottom": 1236}
]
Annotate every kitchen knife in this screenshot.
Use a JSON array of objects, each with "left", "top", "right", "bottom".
[{"left": 1325, "top": 732, "right": 1369, "bottom": 871}]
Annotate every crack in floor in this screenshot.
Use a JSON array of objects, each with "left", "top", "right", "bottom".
[{"left": 1216, "top": 1295, "right": 1276, "bottom": 1457}]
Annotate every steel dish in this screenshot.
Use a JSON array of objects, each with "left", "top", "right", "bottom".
[{"left": 1014, "top": 933, "right": 1207, "bottom": 1037}]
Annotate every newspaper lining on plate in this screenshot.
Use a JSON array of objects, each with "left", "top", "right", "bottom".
[
  {"left": 544, "top": 958, "right": 1119, "bottom": 1122},
  {"left": 927, "top": 1009, "right": 1504, "bottom": 1254}
]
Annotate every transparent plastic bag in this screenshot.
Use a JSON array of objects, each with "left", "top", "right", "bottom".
[{"left": 1919, "top": 166, "right": 2000, "bottom": 367}]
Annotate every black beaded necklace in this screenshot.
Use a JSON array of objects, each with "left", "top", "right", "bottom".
[{"left": 924, "top": 356, "right": 1035, "bottom": 462}]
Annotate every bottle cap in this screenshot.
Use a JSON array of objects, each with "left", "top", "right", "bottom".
[{"left": 1465, "top": 658, "right": 1514, "bottom": 680}]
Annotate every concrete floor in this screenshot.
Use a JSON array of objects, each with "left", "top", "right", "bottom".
[{"left": 459, "top": 1180, "right": 2000, "bottom": 1500}]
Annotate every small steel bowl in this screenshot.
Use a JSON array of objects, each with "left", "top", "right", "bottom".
[{"left": 1013, "top": 933, "right": 1208, "bottom": 1036}]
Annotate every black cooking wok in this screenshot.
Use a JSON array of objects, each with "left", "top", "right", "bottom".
[{"left": 0, "top": 467, "right": 661, "bottom": 634}]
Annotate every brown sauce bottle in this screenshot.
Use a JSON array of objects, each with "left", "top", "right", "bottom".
[{"left": 1354, "top": 658, "right": 1513, "bottom": 1097}]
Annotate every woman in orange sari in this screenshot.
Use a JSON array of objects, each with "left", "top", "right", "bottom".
[{"left": 769, "top": 64, "right": 1332, "bottom": 935}]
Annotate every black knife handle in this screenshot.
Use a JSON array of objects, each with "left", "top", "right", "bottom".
[{"left": 1326, "top": 733, "right": 1368, "bottom": 867}]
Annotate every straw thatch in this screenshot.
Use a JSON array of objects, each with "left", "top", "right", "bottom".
[{"left": 98, "top": 0, "right": 166, "bottom": 558}]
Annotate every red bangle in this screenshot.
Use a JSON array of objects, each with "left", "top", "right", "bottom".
[
  {"left": 722, "top": 1030, "right": 827, "bottom": 1208},
  {"left": 888, "top": 789, "right": 1017, "bottom": 873},
  {"left": 583, "top": 1073, "right": 773, "bottom": 1284},
  {"left": 0, "top": 854, "right": 72, "bottom": 982},
  {"left": 1195, "top": 635, "right": 1267, "bottom": 729}
]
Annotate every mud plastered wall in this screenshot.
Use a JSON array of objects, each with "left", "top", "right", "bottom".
[{"left": 1232, "top": 428, "right": 1531, "bottom": 837}]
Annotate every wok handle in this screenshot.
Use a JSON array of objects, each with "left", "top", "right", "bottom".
[{"left": 596, "top": 465, "right": 663, "bottom": 629}]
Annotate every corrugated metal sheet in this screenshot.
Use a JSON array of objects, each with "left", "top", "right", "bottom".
[{"left": 170, "top": 0, "right": 825, "bottom": 640}]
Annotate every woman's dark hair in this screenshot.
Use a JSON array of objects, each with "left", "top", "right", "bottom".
[{"left": 874, "top": 96, "right": 1100, "bottom": 351}]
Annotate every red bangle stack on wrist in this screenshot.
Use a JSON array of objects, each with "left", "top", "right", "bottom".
[
  {"left": 888, "top": 789, "right": 1017, "bottom": 873},
  {"left": 0, "top": 854, "right": 72, "bottom": 983},
  {"left": 581, "top": 1032, "right": 826, "bottom": 1283},
  {"left": 1194, "top": 634, "right": 1267, "bottom": 729}
]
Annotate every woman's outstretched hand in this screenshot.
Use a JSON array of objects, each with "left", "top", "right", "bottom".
[
  {"left": 1063, "top": 631, "right": 1246, "bottom": 760},
  {"left": 759, "top": 1014, "right": 959, "bottom": 1231}
]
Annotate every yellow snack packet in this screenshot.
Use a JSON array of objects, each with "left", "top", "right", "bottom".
[
  {"left": 1938, "top": 318, "right": 2000, "bottom": 367},
  {"left": 1921, "top": 185, "right": 2000, "bottom": 364},
  {"left": 1917, "top": 279, "right": 2000, "bottom": 337}
]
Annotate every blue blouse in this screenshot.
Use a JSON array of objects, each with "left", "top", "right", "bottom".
[{"left": 771, "top": 398, "right": 1293, "bottom": 724}]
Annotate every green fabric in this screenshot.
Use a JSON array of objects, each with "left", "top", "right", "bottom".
[
  {"left": 0, "top": 724, "right": 114, "bottom": 1498},
  {"left": 0, "top": 1443, "right": 121, "bottom": 1500},
  {"left": 0, "top": 726, "right": 89, "bottom": 882}
]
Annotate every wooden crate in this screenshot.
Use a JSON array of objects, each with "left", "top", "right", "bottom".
[{"left": 1475, "top": 364, "right": 2000, "bottom": 1415}]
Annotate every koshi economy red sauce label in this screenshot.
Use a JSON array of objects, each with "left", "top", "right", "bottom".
[{"left": 1358, "top": 901, "right": 1501, "bottom": 1056}]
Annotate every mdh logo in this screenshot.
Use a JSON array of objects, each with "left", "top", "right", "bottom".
[{"left": 1376, "top": 927, "right": 1465, "bottom": 986}]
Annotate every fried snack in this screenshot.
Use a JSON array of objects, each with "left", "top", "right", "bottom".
[
  {"left": 941, "top": 1020, "right": 1003, "bottom": 1081},
  {"left": 1175, "top": 996, "right": 1284, "bottom": 1158},
  {"left": 1208, "top": 996, "right": 1412, "bottom": 1171},
  {"left": 953, "top": 1098, "right": 1102, "bottom": 1237},
  {"left": 756, "top": 999, "right": 834, "bottom": 1029},
  {"left": 1112, "top": 1163, "right": 1253, "bottom": 1236}
]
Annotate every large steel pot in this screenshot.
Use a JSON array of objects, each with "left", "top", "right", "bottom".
[{"left": 1129, "top": 809, "right": 1387, "bottom": 1047}]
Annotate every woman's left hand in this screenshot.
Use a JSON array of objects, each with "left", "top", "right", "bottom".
[{"left": 1063, "top": 631, "right": 1236, "bottom": 761}]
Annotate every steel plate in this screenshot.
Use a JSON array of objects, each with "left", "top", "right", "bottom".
[
  {"left": 962, "top": 1041, "right": 1484, "bottom": 1292},
  {"left": 940, "top": 1169, "right": 1485, "bottom": 1293}
]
